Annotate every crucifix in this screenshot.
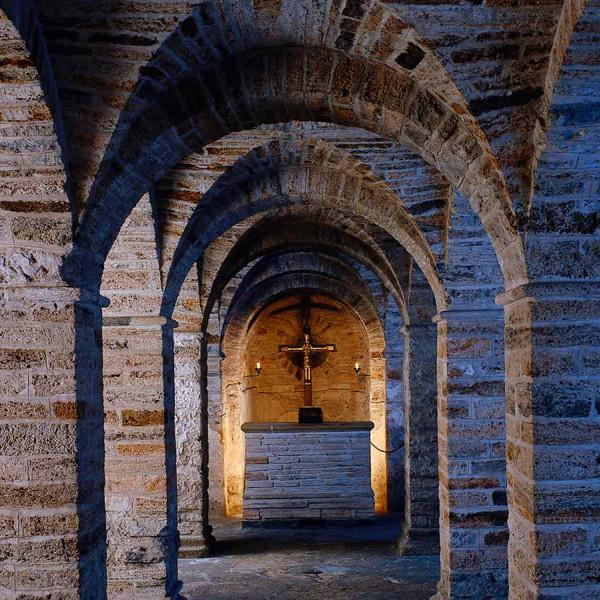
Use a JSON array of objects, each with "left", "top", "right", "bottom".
[{"left": 279, "top": 294, "right": 336, "bottom": 417}]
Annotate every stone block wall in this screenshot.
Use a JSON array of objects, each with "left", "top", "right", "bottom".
[{"left": 242, "top": 423, "right": 375, "bottom": 523}]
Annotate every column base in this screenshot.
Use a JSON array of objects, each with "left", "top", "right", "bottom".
[
  {"left": 429, "top": 580, "right": 448, "bottom": 600},
  {"left": 397, "top": 525, "right": 439, "bottom": 556},
  {"left": 178, "top": 535, "right": 215, "bottom": 558}
]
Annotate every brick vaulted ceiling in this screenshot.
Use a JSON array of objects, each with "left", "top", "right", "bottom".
[
  {"left": 33, "top": 0, "right": 562, "bottom": 212},
  {"left": 3, "top": 0, "right": 586, "bottom": 301}
]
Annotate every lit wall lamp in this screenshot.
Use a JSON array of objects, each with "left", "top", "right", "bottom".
[
  {"left": 255, "top": 361, "right": 262, "bottom": 375},
  {"left": 354, "top": 362, "right": 361, "bottom": 375}
]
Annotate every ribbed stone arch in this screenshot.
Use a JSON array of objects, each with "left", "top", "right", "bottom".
[
  {"left": 219, "top": 256, "right": 387, "bottom": 518},
  {"left": 158, "top": 139, "right": 445, "bottom": 317},
  {"left": 191, "top": 204, "right": 414, "bottom": 325},
  {"left": 224, "top": 254, "right": 386, "bottom": 355},
  {"left": 65, "top": 0, "right": 523, "bottom": 293},
  {"left": 199, "top": 219, "right": 408, "bottom": 329}
]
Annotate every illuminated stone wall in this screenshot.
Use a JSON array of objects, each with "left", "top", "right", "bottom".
[{"left": 242, "top": 294, "right": 370, "bottom": 423}]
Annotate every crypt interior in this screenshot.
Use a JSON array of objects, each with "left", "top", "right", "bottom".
[{"left": 0, "top": 0, "right": 599, "bottom": 598}]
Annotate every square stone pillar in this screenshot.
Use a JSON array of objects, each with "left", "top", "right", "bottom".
[
  {"left": 434, "top": 308, "right": 508, "bottom": 600},
  {"left": 0, "top": 286, "right": 106, "bottom": 599},
  {"left": 398, "top": 323, "right": 439, "bottom": 555},
  {"left": 174, "top": 329, "right": 211, "bottom": 558},
  {"left": 102, "top": 315, "right": 179, "bottom": 599},
  {"left": 499, "top": 282, "right": 600, "bottom": 599}
]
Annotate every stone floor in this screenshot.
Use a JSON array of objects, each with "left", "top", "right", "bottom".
[{"left": 179, "top": 516, "right": 440, "bottom": 599}]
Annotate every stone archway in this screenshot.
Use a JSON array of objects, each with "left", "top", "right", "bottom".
[{"left": 218, "top": 257, "right": 388, "bottom": 519}]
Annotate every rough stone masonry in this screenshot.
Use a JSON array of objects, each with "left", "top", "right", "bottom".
[
  {"left": 242, "top": 422, "right": 375, "bottom": 523},
  {"left": 0, "top": 1, "right": 598, "bottom": 599}
]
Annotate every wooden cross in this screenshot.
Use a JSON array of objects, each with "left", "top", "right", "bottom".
[{"left": 279, "top": 294, "right": 336, "bottom": 407}]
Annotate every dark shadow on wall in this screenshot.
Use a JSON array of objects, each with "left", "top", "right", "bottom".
[
  {"left": 74, "top": 297, "right": 108, "bottom": 599},
  {"left": 163, "top": 324, "right": 184, "bottom": 598}
]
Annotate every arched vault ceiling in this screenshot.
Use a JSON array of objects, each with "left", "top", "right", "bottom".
[
  {"left": 16, "top": 0, "right": 588, "bottom": 292},
  {"left": 222, "top": 256, "right": 385, "bottom": 356},
  {"left": 155, "top": 123, "right": 451, "bottom": 278},
  {"left": 194, "top": 217, "right": 410, "bottom": 327},
  {"left": 32, "top": 0, "right": 562, "bottom": 218},
  {"left": 159, "top": 137, "right": 447, "bottom": 311},
  {"left": 54, "top": 0, "right": 526, "bottom": 290}
]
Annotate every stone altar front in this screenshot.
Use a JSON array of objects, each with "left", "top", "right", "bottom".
[{"left": 242, "top": 422, "right": 375, "bottom": 524}]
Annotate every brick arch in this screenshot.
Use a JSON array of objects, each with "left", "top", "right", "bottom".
[
  {"left": 197, "top": 218, "right": 409, "bottom": 329},
  {"left": 66, "top": 0, "right": 523, "bottom": 292},
  {"left": 159, "top": 138, "right": 446, "bottom": 316},
  {"left": 165, "top": 205, "right": 407, "bottom": 317},
  {"left": 184, "top": 202, "right": 414, "bottom": 330},
  {"left": 219, "top": 255, "right": 387, "bottom": 517},
  {"left": 223, "top": 253, "right": 386, "bottom": 356},
  {"left": 0, "top": 9, "right": 106, "bottom": 598}
]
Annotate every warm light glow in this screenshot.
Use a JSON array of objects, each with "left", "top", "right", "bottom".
[
  {"left": 354, "top": 361, "right": 361, "bottom": 374},
  {"left": 255, "top": 361, "right": 262, "bottom": 375}
]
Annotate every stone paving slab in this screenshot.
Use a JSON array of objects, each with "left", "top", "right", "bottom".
[{"left": 179, "top": 516, "right": 439, "bottom": 600}]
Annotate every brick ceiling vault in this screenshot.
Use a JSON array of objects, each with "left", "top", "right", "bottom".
[
  {"left": 51, "top": 0, "right": 524, "bottom": 292},
  {"left": 1, "top": 0, "right": 586, "bottom": 298},
  {"left": 154, "top": 134, "right": 425, "bottom": 272},
  {"left": 221, "top": 256, "right": 387, "bottom": 360},
  {"left": 196, "top": 217, "right": 410, "bottom": 328},
  {"left": 3, "top": 0, "right": 588, "bottom": 306},
  {"left": 160, "top": 137, "right": 445, "bottom": 314}
]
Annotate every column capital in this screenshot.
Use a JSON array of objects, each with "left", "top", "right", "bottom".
[
  {"left": 432, "top": 305, "right": 504, "bottom": 323},
  {"left": 497, "top": 280, "right": 600, "bottom": 306}
]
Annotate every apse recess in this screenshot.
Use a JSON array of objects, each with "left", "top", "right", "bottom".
[{"left": 242, "top": 293, "right": 370, "bottom": 423}]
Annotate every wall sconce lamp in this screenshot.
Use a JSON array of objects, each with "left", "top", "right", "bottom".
[
  {"left": 255, "top": 361, "right": 262, "bottom": 375},
  {"left": 354, "top": 362, "right": 361, "bottom": 375}
]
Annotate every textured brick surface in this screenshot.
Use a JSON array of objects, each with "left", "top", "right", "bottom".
[
  {"left": 242, "top": 427, "right": 375, "bottom": 522},
  {"left": 0, "top": 0, "right": 598, "bottom": 598}
]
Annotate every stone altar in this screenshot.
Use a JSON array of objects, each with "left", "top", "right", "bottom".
[{"left": 242, "top": 422, "right": 375, "bottom": 525}]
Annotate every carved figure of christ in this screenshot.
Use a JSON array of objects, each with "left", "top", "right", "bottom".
[{"left": 278, "top": 295, "right": 336, "bottom": 407}]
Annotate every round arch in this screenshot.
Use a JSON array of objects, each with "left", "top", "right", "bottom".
[
  {"left": 218, "top": 256, "right": 388, "bottom": 516},
  {"left": 199, "top": 218, "right": 409, "bottom": 328},
  {"left": 159, "top": 139, "right": 446, "bottom": 317},
  {"left": 65, "top": 0, "right": 523, "bottom": 293}
]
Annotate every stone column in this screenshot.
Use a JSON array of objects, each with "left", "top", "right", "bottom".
[
  {"left": 398, "top": 323, "right": 439, "bottom": 555},
  {"left": 434, "top": 307, "right": 508, "bottom": 600},
  {"left": 174, "top": 329, "right": 211, "bottom": 558},
  {"left": 384, "top": 331, "right": 405, "bottom": 513},
  {"left": 0, "top": 286, "right": 106, "bottom": 599},
  {"left": 102, "top": 315, "right": 179, "bottom": 599},
  {"left": 370, "top": 351, "right": 389, "bottom": 514},
  {"left": 499, "top": 282, "right": 600, "bottom": 600}
]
